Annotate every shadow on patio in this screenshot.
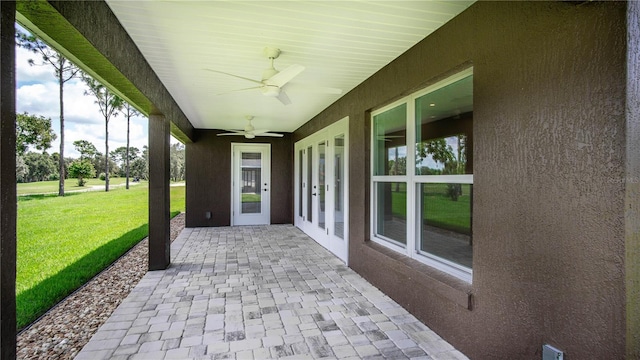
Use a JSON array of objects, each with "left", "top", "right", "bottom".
[{"left": 75, "top": 225, "right": 468, "bottom": 360}]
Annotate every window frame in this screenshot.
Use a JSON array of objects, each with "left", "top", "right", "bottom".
[{"left": 370, "top": 68, "right": 474, "bottom": 283}]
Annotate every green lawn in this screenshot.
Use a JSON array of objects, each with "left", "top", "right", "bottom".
[
  {"left": 241, "top": 193, "right": 261, "bottom": 202},
  {"left": 16, "top": 183, "right": 185, "bottom": 329},
  {"left": 17, "top": 177, "right": 137, "bottom": 195}
]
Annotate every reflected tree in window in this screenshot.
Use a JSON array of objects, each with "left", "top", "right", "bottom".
[{"left": 417, "top": 135, "right": 467, "bottom": 201}]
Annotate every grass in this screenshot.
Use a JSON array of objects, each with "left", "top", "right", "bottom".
[
  {"left": 389, "top": 183, "right": 471, "bottom": 234},
  {"left": 17, "top": 177, "right": 140, "bottom": 196},
  {"left": 242, "top": 193, "right": 261, "bottom": 202},
  {"left": 421, "top": 184, "right": 471, "bottom": 234},
  {"left": 16, "top": 183, "right": 185, "bottom": 329}
]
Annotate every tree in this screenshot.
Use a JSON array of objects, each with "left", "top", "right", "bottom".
[
  {"left": 110, "top": 146, "right": 128, "bottom": 168},
  {"left": 170, "top": 143, "right": 185, "bottom": 182},
  {"left": 81, "top": 75, "right": 124, "bottom": 191},
  {"left": 68, "top": 159, "right": 96, "bottom": 187},
  {"left": 16, "top": 155, "right": 29, "bottom": 183},
  {"left": 17, "top": 30, "right": 81, "bottom": 196},
  {"left": 92, "top": 154, "right": 119, "bottom": 180},
  {"left": 416, "top": 137, "right": 466, "bottom": 201},
  {"left": 23, "top": 152, "right": 57, "bottom": 182},
  {"left": 416, "top": 138, "right": 455, "bottom": 169},
  {"left": 130, "top": 158, "right": 147, "bottom": 181},
  {"left": 73, "top": 140, "right": 99, "bottom": 160},
  {"left": 16, "top": 112, "right": 57, "bottom": 155},
  {"left": 128, "top": 145, "right": 149, "bottom": 181},
  {"left": 110, "top": 146, "right": 139, "bottom": 171},
  {"left": 119, "top": 103, "right": 141, "bottom": 189}
]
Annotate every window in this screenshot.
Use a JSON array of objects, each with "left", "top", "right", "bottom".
[
  {"left": 371, "top": 68, "right": 473, "bottom": 282},
  {"left": 372, "top": 103, "right": 407, "bottom": 246}
]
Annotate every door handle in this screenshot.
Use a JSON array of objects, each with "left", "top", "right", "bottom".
[{"left": 312, "top": 193, "right": 317, "bottom": 196}]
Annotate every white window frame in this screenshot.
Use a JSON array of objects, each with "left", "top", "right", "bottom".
[{"left": 370, "top": 68, "right": 474, "bottom": 283}]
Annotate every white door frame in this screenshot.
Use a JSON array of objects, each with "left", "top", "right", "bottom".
[
  {"left": 295, "top": 117, "right": 349, "bottom": 263},
  {"left": 231, "top": 143, "right": 271, "bottom": 225}
]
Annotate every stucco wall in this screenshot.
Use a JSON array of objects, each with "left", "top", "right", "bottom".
[
  {"left": 294, "top": 2, "right": 629, "bottom": 358},
  {"left": 625, "top": 1, "right": 640, "bottom": 358},
  {"left": 186, "top": 130, "right": 293, "bottom": 227}
]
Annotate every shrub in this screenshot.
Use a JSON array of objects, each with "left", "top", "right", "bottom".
[
  {"left": 69, "top": 160, "right": 96, "bottom": 187},
  {"left": 99, "top": 172, "right": 106, "bottom": 181}
]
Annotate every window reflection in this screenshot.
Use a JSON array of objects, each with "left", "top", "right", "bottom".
[
  {"left": 417, "top": 135, "right": 467, "bottom": 176},
  {"left": 415, "top": 74, "right": 473, "bottom": 176},
  {"left": 414, "top": 73, "right": 473, "bottom": 270},
  {"left": 373, "top": 104, "right": 407, "bottom": 176},
  {"left": 419, "top": 183, "right": 472, "bottom": 268},
  {"left": 375, "top": 182, "right": 407, "bottom": 245}
]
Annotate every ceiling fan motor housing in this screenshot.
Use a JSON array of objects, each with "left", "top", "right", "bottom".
[{"left": 263, "top": 47, "right": 281, "bottom": 59}]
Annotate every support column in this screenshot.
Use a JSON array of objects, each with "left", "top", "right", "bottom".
[
  {"left": 0, "top": 2, "right": 16, "bottom": 359},
  {"left": 149, "top": 114, "right": 170, "bottom": 270}
]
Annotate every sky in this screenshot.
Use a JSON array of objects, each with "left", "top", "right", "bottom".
[{"left": 15, "top": 27, "right": 179, "bottom": 159}]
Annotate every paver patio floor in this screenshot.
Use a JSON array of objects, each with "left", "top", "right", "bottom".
[{"left": 75, "top": 225, "right": 468, "bottom": 360}]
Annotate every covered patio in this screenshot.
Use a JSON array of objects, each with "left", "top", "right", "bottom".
[
  {"left": 75, "top": 225, "right": 466, "bottom": 360},
  {"left": 1, "top": 1, "right": 639, "bottom": 359}
]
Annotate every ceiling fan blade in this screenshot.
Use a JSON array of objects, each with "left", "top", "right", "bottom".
[
  {"left": 216, "top": 86, "right": 262, "bottom": 95},
  {"left": 287, "top": 83, "right": 343, "bottom": 95},
  {"left": 265, "top": 64, "right": 305, "bottom": 88},
  {"left": 276, "top": 89, "right": 291, "bottom": 105},
  {"left": 256, "top": 133, "right": 284, "bottom": 137},
  {"left": 217, "top": 129, "right": 245, "bottom": 136},
  {"left": 217, "top": 132, "right": 246, "bottom": 136},
  {"left": 252, "top": 129, "right": 270, "bottom": 135},
  {"left": 204, "top": 69, "right": 263, "bottom": 85}
]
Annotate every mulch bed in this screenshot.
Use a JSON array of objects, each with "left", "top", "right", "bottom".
[{"left": 16, "top": 213, "right": 186, "bottom": 360}]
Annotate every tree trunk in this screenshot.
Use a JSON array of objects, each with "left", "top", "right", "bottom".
[
  {"left": 105, "top": 116, "right": 109, "bottom": 192},
  {"left": 58, "top": 62, "right": 65, "bottom": 196},
  {"left": 126, "top": 113, "right": 130, "bottom": 190}
]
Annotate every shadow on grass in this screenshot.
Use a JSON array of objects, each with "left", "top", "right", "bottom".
[
  {"left": 16, "top": 223, "right": 149, "bottom": 330},
  {"left": 18, "top": 192, "right": 84, "bottom": 202},
  {"left": 17, "top": 211, "right": 182, "bottom": 330}
]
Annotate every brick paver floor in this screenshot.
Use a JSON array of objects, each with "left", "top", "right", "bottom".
[{"left": 75, "top": 225, "right": 468, "bottom": 360}]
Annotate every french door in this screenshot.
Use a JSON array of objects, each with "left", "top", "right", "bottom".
[
  {"left": 231, "top": 143, "right": 271, "bottom": 225},
  {"left": 295, "top": 118, "right": 348, "bottom": 263}
]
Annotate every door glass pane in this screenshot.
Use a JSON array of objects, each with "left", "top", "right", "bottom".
[
  {"left": 241, "top": 152, "right": 261, "bottom": 214},
  {"left": 306, "top": 146, "right": 313, "bottom": 222},
  {"left": 334, "top": 135, "right": 344, "bottom": 239},
  {"left": 373, "top": 103, "right": 407, "bottom": 176},
  {"left": 299, "top": 150, "right": 303, "bottom": 217},
  {"left": 318, "top": 142, "right": 326, "bottom": 229},
  {"left": 375, "top": 182, "right": 406, "bottom": 246}
]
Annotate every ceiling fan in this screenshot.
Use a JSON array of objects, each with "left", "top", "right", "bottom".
[
  {"left": 205, "top": 47, "right": 341, "bottom": 105},
  {"left": 377, "top": 135, "right": 405, "bottom": 142},
  {"left": 217, "top": 116, "right": 283, "bottom": 139}
]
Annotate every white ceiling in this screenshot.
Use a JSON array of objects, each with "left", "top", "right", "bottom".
[{"left": 106, "top": 1, "right": 473, "bottom": 133}]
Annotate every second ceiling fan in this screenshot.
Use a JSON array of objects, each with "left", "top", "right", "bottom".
[{"left": 217, "top": 116, "right": 283, "bottom": 139}]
